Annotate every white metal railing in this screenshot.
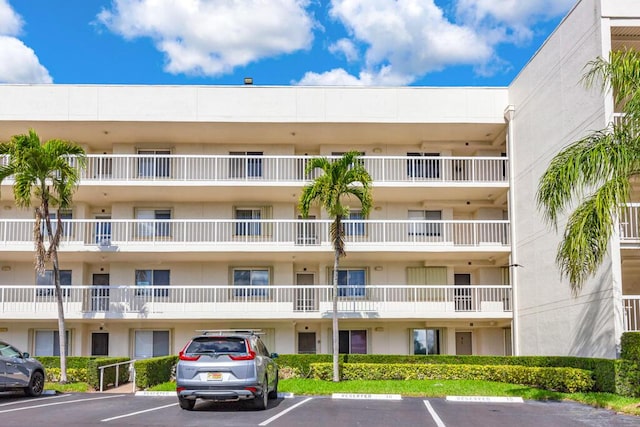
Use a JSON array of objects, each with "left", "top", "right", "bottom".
[
  {"left": 620, "top": 203, "right": 640, "bottom": 241},
  {"left": 60, "top": 154, "right": 509, "bottom": 184},
  {"left": 98, "top": 360, "right": 136, "bottom": 392},
  {"left": 0, "top": 285, "right": 512, "bottom": 317},
  {"left": 0, "top": 219, "right": 510, "bottom": 248},
  {"left": 623, "top": 296, "right": 640, "bottom": 331}
]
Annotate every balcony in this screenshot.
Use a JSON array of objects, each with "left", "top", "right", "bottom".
[
  {"left": 74, "top": 154, "right": 508, "bottom": 184},
  {"left": 0, "top": 219, "right": 510, "bottom": 251},
  {"left": 0, "top": 285, "right": 513, "bottom": 320},
  {"left": 624, "top": 296, "right": 640, "bottom": 331},
  {"left": 619, "top": 203, "right": 640, "bottom": 243}
]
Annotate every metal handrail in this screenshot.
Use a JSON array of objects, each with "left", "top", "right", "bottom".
[{"left": 98, "top": 359, "right": 137, "bottom": 392}]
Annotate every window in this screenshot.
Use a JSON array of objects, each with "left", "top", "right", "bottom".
[
  {"left": 233, "top": 268, "right": 269, "bottom": 297},
  {"left": 413, "top": 329, "right": 441, "bottom": 355},
  {"left": 138, "top": 149, "right": 171, "bottom": 178},
  {"left": 229, "top": 151, "right": 263, "bottom": 178},
  {"left": 135, "top": 269, "right": 170, "bottom": 297},
  {"left": 42, "top": 210, "right": 73, "bottom": 238},
  {"left": 235, "top": 208, "right": 261, "bottom": 236},
  {"left": 34, "top": 330, "right": 70, "bottom": 356},
  {"left": 344, "top": 211, "right": 365, "bottom": 236},
  {"left": 407, "top": 152, "right": 440, "bottom": 178},
  {"left": 36, "top": 270, "right": 71, "bottom": 297},
  {"left": 339, "top": 330, "right": 367, "bottom": 354},
  {"left": 335, "top": 268, "right": 366, "bottom": 297},
  {"left": 408, "top": 210, "right": 441, "bottom": 236},
  {"left": 136, "top": 209, "right": 171, "bottom": 238},
  {"left": 134, "top": 330, "right": 170, "bottom": 359}
]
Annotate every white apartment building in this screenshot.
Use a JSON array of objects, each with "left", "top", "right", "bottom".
[{"left": 0, "top": 0, "right": 637, "bottom": 360}]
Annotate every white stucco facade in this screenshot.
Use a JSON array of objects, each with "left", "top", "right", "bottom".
[{"left": 0, "top": 0, "right": 638, "bottom": 360}]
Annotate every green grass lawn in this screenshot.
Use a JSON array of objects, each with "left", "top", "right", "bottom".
[{"left": 143, "top": 379, "right": 640, "bottom": 416}]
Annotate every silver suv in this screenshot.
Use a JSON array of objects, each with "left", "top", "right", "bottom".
[
  {"left": 176, "top": 330, "right": 278, "bottom": 410},
  {"left": 0, "top": 340, "right": 46, "bottom": 397}
]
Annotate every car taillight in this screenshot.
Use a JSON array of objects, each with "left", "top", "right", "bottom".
[
  {"left": 229, "top": 351, "right": 255, "bottom": 361},
  {"left": 178, "top": 350, "right": 200, "bottom": 361}
]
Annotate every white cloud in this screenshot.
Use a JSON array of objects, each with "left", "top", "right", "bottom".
[
  {"left": 296, "top": 66, "right": 411, "bottom": 86},
  {"left": 455, "top": 0, "right": 576, "bottom": 44},
  {"left": 98, "top": 0, "right": 316, "bottom": 76},
  {"left": 0, "top": 0, "right": 22, "bottom": 36},
  {"left": 329, "top": 38, "right": 359, "bottom": 62},
  {"left": 0, "top": 1, "right": 52, "bottom": 83},
  {"left": 0, "top": 36, "right": 52, "bottom": 83},
  {"left": 296, "top": 0, "right": 573, "bottom": 86},
  {"left": 322, "top": 0, "right": 494, "bottom": 85}
]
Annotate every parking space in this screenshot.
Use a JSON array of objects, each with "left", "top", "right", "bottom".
[{"left": 0, "top": 392, "right": 638, "bottom": 426}]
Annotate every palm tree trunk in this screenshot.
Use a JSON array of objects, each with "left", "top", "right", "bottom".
[
  {"left": 52, "top": 251, "right": 67, "bottom": 383},
  {"left": 332, "top": 248, "right": 340, "bottom": 382}
]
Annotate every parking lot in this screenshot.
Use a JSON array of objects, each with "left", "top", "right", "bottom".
[{"left": 0, "top": 391, "right": 639, "bottom": 426}]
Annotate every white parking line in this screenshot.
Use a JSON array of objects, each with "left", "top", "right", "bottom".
[
  {"left": 0, "top": 393, "right": 71, "bottom": 407},
  {"left": 0, "top": 394, "right": 124, "bottom": 414},
  {"left": 101, "top": 402, "right": 178, "bottom": 422},
  {"left": 423, "top": 400, "right": 446, "bottom": 427},
  {"left": 258, "top": 397, "right": 313, "bottom": 426}
]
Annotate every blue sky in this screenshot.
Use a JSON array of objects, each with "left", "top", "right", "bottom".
[{"left": 1, "top": 0, "right": 576, "bottom": 86}]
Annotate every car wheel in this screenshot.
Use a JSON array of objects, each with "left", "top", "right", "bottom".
[
  {"left": 268, "top": 376, "right": 278, "bottom": 400},
  {"left": 178, "top": 397, "right": 196, "bottom": 411},
  {"left": 24, "top": 371, "right": 44, "bottom": 397},
  {"left": 252, "top": 379, "right": 268, "bottom": 410}
]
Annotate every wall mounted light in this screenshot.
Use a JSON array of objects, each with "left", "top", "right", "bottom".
[
  {"left": 372, "top": 147, "right": 382, "bottom": 153},
  {"left": 244, "top": 77, "right": 253, "bottom": 85}
]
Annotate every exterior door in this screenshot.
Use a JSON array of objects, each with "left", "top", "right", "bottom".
[
  {"left": 454, "top": 274, "right": 472, "bottom": 311},
  {"left": 297, "top": 332, "right": 316, "bottom": 354},
  {"left": 456, "top": 332, "right": 472, "bottom": 355},
  {"left": 95, "top": 215, "right": 112, "bottom": 245},
  {"left": 295, "top": 273, "right": 316, "bottom": 311},
  {"left": 91, "top": 332, "right": 109, "bottom": 356},
  {"left": 92, "top": 274, "right": 110, "bottom": 311}
]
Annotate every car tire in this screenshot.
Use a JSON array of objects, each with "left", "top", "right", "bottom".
[
  {"left": 252, "top": 379, "right": 268, "bottom": 410},
  {"left": 24, "top": 371, "right": 44, "bottom": 397},
  {"left": 268, "top": 376, "right": 278, "bottom": 400},
  {"left": 178, "top": 397, "right": 196, "bottom": 411}
]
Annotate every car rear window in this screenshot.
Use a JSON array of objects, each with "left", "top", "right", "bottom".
[{"left": 186, "top": 337, "right": 247, "bottom": 354}]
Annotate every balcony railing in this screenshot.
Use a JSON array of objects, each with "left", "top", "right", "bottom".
[
  {"left": 0, "top": 285, "right": 512, "bottom": 319},
  {"left": 0, "top": 219, "right": 510, "bottom": 248},
  {"left": 619, "top": 204, "right": 640, "bottom": 241},
  {"left": 68, "top": 154, "right": 508, "bottom": 184},
  {"left": 624, "top": 296, "right": 640, "bottom": 331}
]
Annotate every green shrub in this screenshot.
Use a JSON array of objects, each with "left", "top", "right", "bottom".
[
  {"left": 310, "top": 362, "right": 595, "bottom": 393},
  {"left": 275, "top": 354, "right": 337, "bottom": 378},
  {"left": 614, "top": 359, "right": 640, "bottom": 397},
  {"left": 35, "top": 356, "right": 96, "bottom": 370},
  {"left": 45, "top": 368, "right": 89, "bottom": 383},
  {"left": 621, "top": 332, "right": 640, "bottom": 362},
  {"left": 134, "top": 356, "right": 177, "bottom": 389},
  {"left": 87, "top": 357, "right": 131, "bottom": 390}
]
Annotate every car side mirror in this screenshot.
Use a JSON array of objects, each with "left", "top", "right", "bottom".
[
  {"left": 22, "top": 352, "right": 30, "bottom": 358},
  {"left": 270, "top": 352, "right": 279, "bottom": 359}
]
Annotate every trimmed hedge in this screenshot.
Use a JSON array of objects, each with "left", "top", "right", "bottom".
[
  {"left": 45, "top": 368, "right": 89, "bottom": 383},
  {"left": 276, "top": 354, "right": 616, "bottom": 393},
  {"left": 87, "top": 357, "right": 131, "bottom": 390},
  {"left": 621, "top": 332, "right": 640, "bottom": 362},
  {"left": 310, "top": 362, "right": 595, "bottom": 393},
  {"left": 134, "top": 355, "right": 178, "bottom": 389},
  {"left": 35, "top": 356, "right": 97, "bottom": 370}
]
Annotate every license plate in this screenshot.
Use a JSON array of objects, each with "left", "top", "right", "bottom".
[{"left": 207, "top": 372, "right": 222, "bottom": 381}]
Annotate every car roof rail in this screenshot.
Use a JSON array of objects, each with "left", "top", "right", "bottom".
[{"left": 195, "top": 329, "right": 264, "bottom": 336}]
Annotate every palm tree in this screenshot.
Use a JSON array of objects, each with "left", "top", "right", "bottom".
[
  {"left": 0, "top": 129, "right": 86, "bottom": 382},
  {"left": 299, "top": 151, "right": 372, "bottom": 382},
  {"left": 537, "top": 48, "right": 640, "bottom": 294}
]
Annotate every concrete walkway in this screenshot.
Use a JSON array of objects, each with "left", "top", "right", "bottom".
[{"left": 101, "top": 382, "right": 136, "bottom": 393}]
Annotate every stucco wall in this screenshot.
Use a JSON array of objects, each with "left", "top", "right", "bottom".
[{"left": 509, "top": 0, "right": 619, "bottom": 357}]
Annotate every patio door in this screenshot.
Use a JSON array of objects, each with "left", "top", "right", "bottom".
[
  {"left": 454, "top": 274, "right": 472, "bottom": 311},
  {"left": 295, "top": 273, "right": 316, "bottom": 311},
  {"left": 92, "top": 274, "right": 110, "bottom": 311}
]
